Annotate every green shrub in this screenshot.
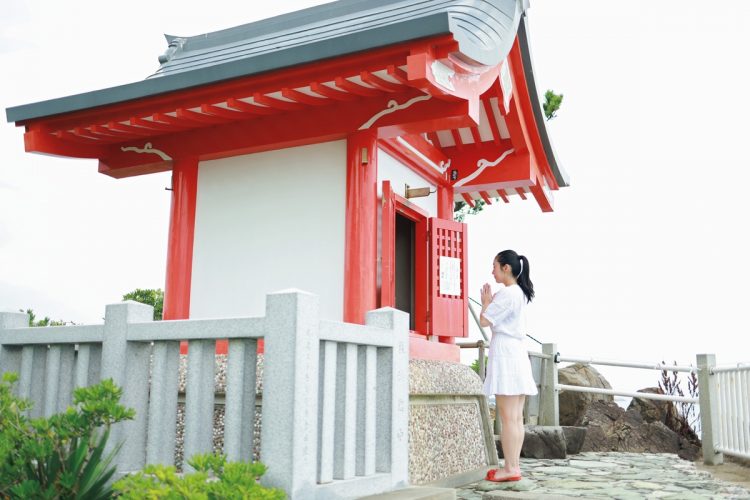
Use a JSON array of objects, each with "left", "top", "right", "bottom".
[
  {"left": 0, "top": 372, "right": 134, "bottom": 499},
  {"left": 114, "top": 453, "right": 285, "bottom": 499}
]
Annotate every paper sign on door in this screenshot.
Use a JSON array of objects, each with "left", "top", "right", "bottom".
[{"left": 439, "top": 256, "right": 461, "bottom": 296}]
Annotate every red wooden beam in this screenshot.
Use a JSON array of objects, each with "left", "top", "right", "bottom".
[
  {"left": 95, "top": 90, "right": 472, "bottom": 174},
  {"left": 496, "top": 189, "right": 509, "bottom": 203},
  {"left": 461, "top": 193, "right": 475, "bottom": 207},
  {"left": 252, "top": 93, "right": 304, "bottom": 111},
  {"left": 200, "top": 103, "right": 249, "bottom": 120},
  {"left": 53, "top": 130, "right": 101, "bottom": 144},
  {"left": 72, "top": 127, "right": 109, "bottom": 141},
  {"left": 482, "top": 99, "right": 502, "bottom": 145},
  {"left": 386, "top": 65, "right": 409, "bottom": 85},
  {"left": 360, "top": 71, "right": 402, "bottom": 92},
  {"left": 468, "top": 126, "right": 482, "bottom": 145},
  {"left": 334, "top": 76, "right": 383, "bottom": 97},
  {"left": 309, "top": 82, "right": 358, "bottom": 101},
  {"left": 130, "top": 116, "right": 174, "bottom": 131},
  {"left": 153, "top": 112, "right": 200, "bottom": 129},
  {"left": 90, "top": 124, "right": 130, "bottom": 138},
  {"left": 176, "top": 107, "right": 228, "bottom": 125},
  {"left": 226, "top": 98, "right": 276, "bottom": 115},
  {"left": 515, "top": 187, "right": 527, "bottom": 200},
  {"left": 108, "top": 121, "right": 154, "bottom": 137},
  {"left": 449, "top": 129, "right": 463, "bottom": 150},
  {"left": 479, "top": 191, "right": 493, "bottom": 205},
  {"left": 281, "top": 87, "right": 329, "bottom": 106},
  {"left": 25, "top": 129, "right": 107, "bottom": 158}
]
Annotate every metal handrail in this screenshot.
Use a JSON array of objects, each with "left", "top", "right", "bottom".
[
  {"left": 558, "top": 356, "right": 697, "bottom": 373},
  {"left": 555, "top": 383, "right": 699, "bottom": 404}
]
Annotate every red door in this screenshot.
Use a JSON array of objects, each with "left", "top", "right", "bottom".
[{"left": 428, "top": 217, "right": 468, "bottom": 337}]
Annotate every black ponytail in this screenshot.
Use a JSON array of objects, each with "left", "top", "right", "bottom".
[{"left": 496, "top": 250, "right": 535, "bottom": 303}]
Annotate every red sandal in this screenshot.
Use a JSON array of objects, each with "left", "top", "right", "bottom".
[{"left": 485, "top": 469, "right": 522, "bottom": 482}]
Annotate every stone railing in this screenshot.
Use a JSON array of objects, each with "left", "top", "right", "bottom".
[{"left": 0, "top": 290, "right": 409, "bottom": 499}]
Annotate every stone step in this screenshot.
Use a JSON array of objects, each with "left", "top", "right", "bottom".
[{"left": 359, "top": 486, "right": 456, "bottom": 499}]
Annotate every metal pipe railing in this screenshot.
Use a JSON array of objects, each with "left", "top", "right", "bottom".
[{"left": 558, "top": 356, "right": 696, "bottom": 373}]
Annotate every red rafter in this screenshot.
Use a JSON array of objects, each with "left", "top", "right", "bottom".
[
  {"left": 334, "top": 77, "right": 383, "bottom": 97},
  {"left": 479, "top": 191, "right": 493, "bottom": 205},
  {"left": 226, "top": 98, "right": 276, "bottom": 115},
  {"left": 200, "top": 103, "right": 249, "bottom": 120},
  {"left": 152, "top": 113, "right": 198, "bottom": 129},
  {"left": 90, "top": 125, "right": 129, "bottom": 138},
  {"left": 427, "top": 131, "right": 442, "bottom": 148},
  {"left": 54, "top": 130, "right": 101, "bottom": 144},
  {"left": 496, "top": 189, "right": 510, "bottom": 203},
  {"left": 108, "top": 121, "right": 153, "bottom": 137},
  {"left": 176, "top": 108, "right": 228, "bottom": 125},
  {"left": 309, "top": 82, "right": 357, "bottom": 101},
  {"left": 515, "top": 187, "right": 527, "bottom": 200},
  {"left": 482, "top": 99, "right": 501, "bottom": 145},
  {"left": 130, "top": 116, "right": 174, "bottom": 131},
  {"left": 281, "top": 87, "right": 329, "bottom": 106},
  {"left": 360, "top": 71, "right": 402, "bottom": 92},
  {"left": 387, "top": 65, "right": 409, "bottom": 85},
  {"left": 253, "top": 93, "right": 304, "bottom": 111},
  {"left": 461, "top": 193, "right": 475, "bottom": 208},
  {"left": 72, "top": 127, "right": 102, "bottom": 141},
  {"left": 469, "top": 127, "right": 482, "bottom": 144},
  {"left": 449, "top": 129, "right": 463, "bottom": 150}
]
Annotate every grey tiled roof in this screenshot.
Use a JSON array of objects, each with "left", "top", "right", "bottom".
[{"left": 6, "top": 0, "right": 526, "bottom": 123}]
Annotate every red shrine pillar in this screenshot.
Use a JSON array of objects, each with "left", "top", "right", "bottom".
[
  {"left": 344, "top": 131, "right": 378, "bottom": 324},
  {"left": 437, "top": 184, "right": 458, "bottom": 344},
  {"left": 163, "top": 157, "right": 198, "bottom": 321}
]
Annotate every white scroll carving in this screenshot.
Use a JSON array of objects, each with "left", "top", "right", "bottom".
[
  {"left": 453, "top": 148, "right": 515, "bottom": 188},
  {"left": 120, "top": 142, "right": 172, "bottom": 161},
  {"left": 358, "top": 94, "right": 432, "bottom": 130}
]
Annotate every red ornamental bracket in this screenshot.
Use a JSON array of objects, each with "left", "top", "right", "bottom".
[{"left": 406, "top": 49, "right": 501, "bottom": 125}]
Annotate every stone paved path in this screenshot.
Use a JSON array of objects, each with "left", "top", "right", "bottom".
[{"left": 456, "top": 453, "right": 750, "bottom": 499}]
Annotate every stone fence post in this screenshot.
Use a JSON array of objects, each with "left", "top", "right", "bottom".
[
  {"left": 538, "top": 343, "right": 559, "bottom": 426},
  {"left": 260, "top": 290, "right": 320, "bottom": 499},
  {"left": 101, "top": 301, "right": 154, "bottom": 474},
  {"left": 697, "top": 354, "right": 723, "bottom": 465},
  {"left": 0, "top": 312, "right": 30, "bottom": 378},
  {"left": 365, "top": 307, "right": 409, "bottom": 489}
]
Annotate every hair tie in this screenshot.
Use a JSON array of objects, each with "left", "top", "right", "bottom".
[{"left": 517, "top": 259, "right": 524, "bottom": 278}]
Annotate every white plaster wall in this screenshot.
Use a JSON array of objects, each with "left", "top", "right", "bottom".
[
  {"left": 377, "top": 149, "right": 437, "bottom": 217},
  {"left": 190, "top": 141, "right": 346, "bottom": 320}
]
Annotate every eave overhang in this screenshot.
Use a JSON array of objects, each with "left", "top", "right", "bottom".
[{"left": 5, "top": 0, "right": 567, "bottom": 212}]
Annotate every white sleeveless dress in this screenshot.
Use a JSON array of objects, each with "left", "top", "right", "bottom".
[{"left": 481, "top": 284, "right": 538, "bottom": 397}]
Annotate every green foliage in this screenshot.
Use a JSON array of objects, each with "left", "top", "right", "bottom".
[
  {"left": 114, "top": 453, "right": 286, "bottom": 499},
  {"left": 122, "top": 288, "right": 164, "bottom": 321},
  {"left": 0, "top": 373, "right": 134, "bottom": 499},
  {"left": 20, "top": 308, "right": 73, "bottom": 327},
  {"left": 543, "top": 89, "right": 564, "bottom": 121},
  {"left": 453, "top": 199, "right": 488, "bottom": 222},
  {"left": 470, "top": 356, "right": 488, "bottom": 376}
]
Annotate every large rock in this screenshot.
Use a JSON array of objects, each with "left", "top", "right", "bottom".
[
  {"left": 497, "top": 426, "right": 577, "bottom": 459},
  {"left": 561, "top": 426, "right": 586, "bottom": 455},
  {"left": 576, "top": 400, "right": 701, "bottom": 460},
  {"left": 558, "top": 363, "right": 613, "bottom": 426},
  {"left": 628, "top": 387, "right": 702, "bottom": 458}
]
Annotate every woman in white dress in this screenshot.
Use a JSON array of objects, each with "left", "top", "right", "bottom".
[{"left": 480, "top": 250, "right": 537, "bottom": 482}]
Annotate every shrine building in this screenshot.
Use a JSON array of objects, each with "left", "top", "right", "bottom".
[{"left": 6, "top": 0, "right": 568, "bottom": 362}]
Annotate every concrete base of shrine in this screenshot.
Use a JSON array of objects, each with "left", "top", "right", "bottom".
[{"left": 408, "top": 359, "right": 499, "bottom": 485}]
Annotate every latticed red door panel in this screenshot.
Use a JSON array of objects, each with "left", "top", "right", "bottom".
[{"left": 428, "top": 218, "right": 468, "bottom": 337}]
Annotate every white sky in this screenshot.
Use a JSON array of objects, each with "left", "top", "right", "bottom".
[{"left": 2, "top": 1, "right": 749, "bottom": 395}]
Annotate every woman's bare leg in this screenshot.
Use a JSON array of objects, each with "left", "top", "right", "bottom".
[
  {"left": 496, "top": 395, "right": 522, "bottom": 476},
  {"left": 513, "top": 395, "right": 526, "bottom": 472}
]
